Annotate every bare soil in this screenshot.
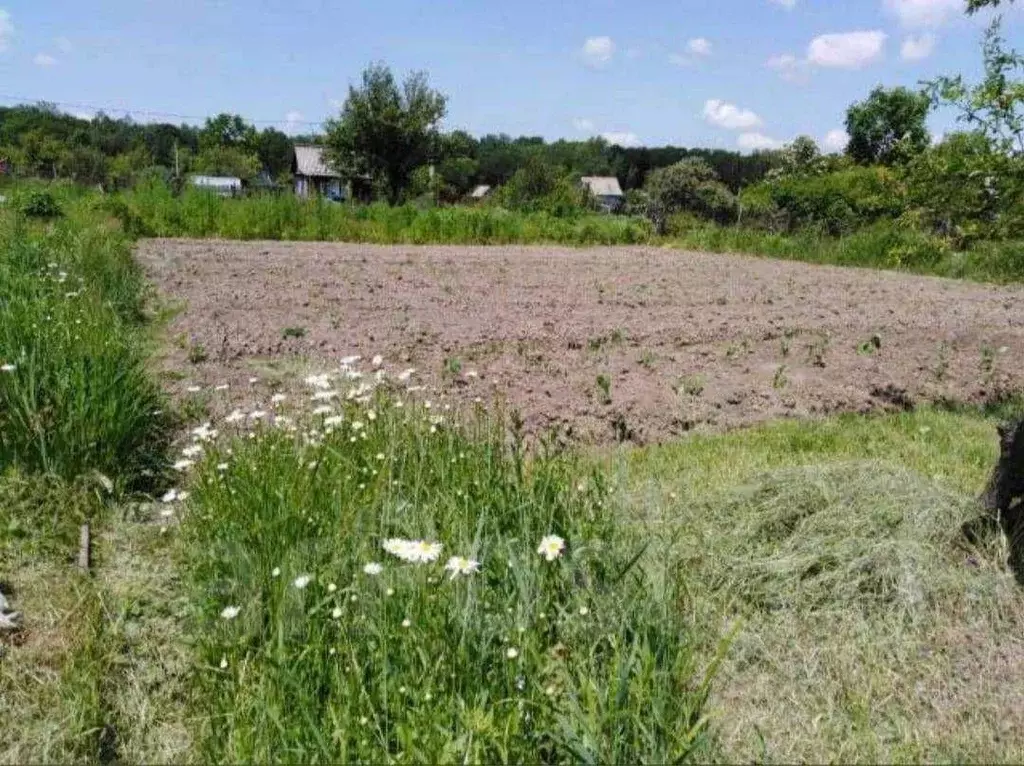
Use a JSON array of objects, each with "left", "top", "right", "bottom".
[{"left": 138, "top": 239, "right": 1024, "bottom": 444}]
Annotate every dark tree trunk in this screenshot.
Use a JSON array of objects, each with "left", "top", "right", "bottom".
[{"left": 976, "top": 418, "right": 1024, "bottom": 583}]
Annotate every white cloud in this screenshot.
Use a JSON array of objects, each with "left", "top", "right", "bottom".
[
  {"left": 766, "top": 52, "right": 810, "bottom": 82},
  {"left": 823, "top": 129, "right": 849, "bottom": 153},
  {"left": 601, "top": 131, "right": 641, "bottom": 147},
  {"left": 807, "top": 31, "right": 887, "bottom": 69},
  {"left": 737, "top": 132, "right": 785, "bottom": 151},
  {"left": 573, "top": 117, "right": 595, "bottom": 132},
  {"left": 283, "top": 110, "right": 304, "bottom": 133},
  {"left": 901, "top": 33, "right": 937, "bottom": 60},
  {"left": 769, "top": 0, "right": 797, "bottom": 8},
  {"left": 54, "top": 35, "right": 72, "bottom": 53},
  {"left": 703, "top": 99, "right": 763, "bottom": 130},
  {"left": 581, "top": 36, "right": 615, "bottom": 67},
  {"left": 884, "top": 0, "right": 961, "bottom": 29},
  {"left": 0, "top": 10, "right": 13, "bottom": 53},
  {"left": 687, "top": 37, "right": 712, "bottom": 56},
  {"left": 33, "top": 52, "right": 56, "bottom": 67}
]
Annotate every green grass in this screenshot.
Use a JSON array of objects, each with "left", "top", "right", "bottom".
[
  {"left": 0, "top": 206, "right": 170, "bottom": 486},
  {"left": 107, "top": 181, "right": 654, "bottom": 246},
  {"left": 671, "top": 221, "right": 1024, "bottom": 284},
  {"left": 178, "top": 394, "right": 718, "bottom": 763}
]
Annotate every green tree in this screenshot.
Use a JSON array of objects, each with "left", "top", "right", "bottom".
[
  {"left": 926, "top": 21, "right": 1024, "bottom": 154},
  {"left": 324, "top": 63, "right": 447, "bottom": 203},
  {"left": 254, "top": 128, "right": 295, "bottom": 179},
  {"left": 643, "top": 158, "right": 737, "bottom": 229},
  {"left": 845, "top": 86, "right": 931, "bottom": 166},
  {"left": 199, "top": 113, "right": 257, "bottom": 151},
  {"left": 192, "top": 145, "right": 261, "bottom": 181},
  {"left": 107, "top": 146, "right": 154, "bottom": 190}
]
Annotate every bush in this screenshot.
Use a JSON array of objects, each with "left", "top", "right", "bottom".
[{"left": 18, "top": 189, "right": 62, "bottom": 219}]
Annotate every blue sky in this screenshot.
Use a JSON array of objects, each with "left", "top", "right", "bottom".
[{"left": 0, "top": 0, "right": 1020, "bottom": 151}]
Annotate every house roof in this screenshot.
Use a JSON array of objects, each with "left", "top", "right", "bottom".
[
  {"left": 294, "top": 145, "right": 342, "bottom": 178},
  {"left": 580, "top": 176, "right": 624, "bottom": 197},
  {"left": 470, "top": 184, "right": 492, "bottom": 199}
]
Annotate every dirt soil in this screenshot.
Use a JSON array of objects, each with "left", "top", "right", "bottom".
[{"left": 138, "top": 239, "right": 1024, "bottom": 445}]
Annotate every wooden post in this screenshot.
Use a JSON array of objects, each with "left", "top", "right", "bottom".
[{"left": 78, "top": 522, "right": 91, "bottom": 572}]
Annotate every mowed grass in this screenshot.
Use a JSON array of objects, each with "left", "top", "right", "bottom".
[{"left": 622, "top": 406, "right": 1024, "bottom": 763}]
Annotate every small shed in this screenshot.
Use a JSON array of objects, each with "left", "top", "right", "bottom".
[
  {"left": 293, "top": 145, "right": 343, "bottom": 199},
  {"left": 580, "top": 176, "right": 624, "bottom": 213},
  {"left": 470, "top": 184, "right": 492, "bottom": 200},
  {"left": 189, "top": 175, "right": 242, "bottom": 196}
]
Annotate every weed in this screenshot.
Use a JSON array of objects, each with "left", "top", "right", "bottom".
[
  {"left": 980, "top": 345, "right": 995, "bottom": 381},
  {"left": 772, "top": 364, "right": 788, "bottom": 389},
  {"left": 933, "top": 342, "right": 950, "bottom": 382},
  {"left": 676, "top": 375, "right": 705, "bottom": 397},
  {"left": 281, "top": 326, "right": 307, "bottom": 339},
  {"left": 807, "top": 333, "right": 830, "bottom": 368},
  {"left": 638, "top": 350, "right": 656, "bottom": 370},
  {"left": 856, "top": 334, "right": 882, "bottom": 355},
  {"left": 596, "top": 373, "right": 612, "bottom": 404},
  {"left": 444, "top": 356, "right": 463, "bottom": 376},
  {"left": 188, "top": 344, "right": 208, "bottom": 365}
]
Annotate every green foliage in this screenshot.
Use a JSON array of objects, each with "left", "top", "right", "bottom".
[
  {"left": 845, "top": 86, "right": 931, "bottom": 166},
  {"left": 17, "top": 189, "right": 62, "bottom": 218},
  {"left": 643, "top": 158, "right": 737, "bottom": 230},
  {"left": 926, "top": 20, "right": 1024, "bottom": 154},
  {"left": 182, "top": 400, "right": 715, "bottom": 762},
  {"left": 494, "top": 157, "right": 592, "bottom": 216},
  {"left": 192, "top": 145, "right": 261, "bottom": 182},
  {"left": 743, "top": 166, "right": 904, "bottom": 235},
  {"left": 0, "top": 207, "right": 169, "bottom": 486},
  {"left": 325, "top": 63, "right": 447, "bottom": 204},
  {"left": 904, "top": 132, "right": 1024, "bottom": 244}
]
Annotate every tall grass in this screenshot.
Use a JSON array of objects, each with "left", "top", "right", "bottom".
[
  {"left": 0, "top": 206, "right": 169, "bottom": 486},
  {"left": 108, "top": 181, "right": 654, "bottom": 246},
  {"left": 179, "top": 389, "right": 718, "bottom": 763}
]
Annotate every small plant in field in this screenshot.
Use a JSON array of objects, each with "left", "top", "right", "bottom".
[
  {"left": 725, "top": 342, "right": 741, "bottom": 360},
  {"left": 933, "top": 341, "right": 950, "bottom": 382},
  {"left": 596, "top": 373, "right": 612, "bottom": 404},
  {"left": 638, "top": 350, "right": 656, "bottom": 370},
  {"left": 773, "top": 364, "right": 788, "bottom": 390},
  {"left": 19, "top": 189, "right": 62, "bottom": 219},
  {"left": 780, "top": 337, "right": 791, "bottom": 358},
  {"left": 281, "top": 326, "right": 307, "bottom": 339},
  {"left": 806, "top": 333, "right": 830, "bottom": 368},
  {"left": 188, "top": 343, "right": 209, "bottom": 364},
  {"left": 444, "top": 356, "right": 463, "bottom": 376},
  {"left": 676, "top": 374, "right": 705, "bottom": 397},
  {"left": 857, "top": 334, "right": 882, "bottom": 355},
  {"left": 980, "top": 345, "right": 996, "bottom": 383}
]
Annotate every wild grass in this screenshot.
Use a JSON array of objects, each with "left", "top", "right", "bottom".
[
  {"left": 108, "top": 182, "right": 654, "bottom": 246},
  {"left": 671, "top": 221, "right": 1024, "bottom": 284},
  {"left": 177, "top": 389, "right": 718, "bottom": 763},
  {"left": 0, "top": 208, "right": 170, "bottom": 486}
]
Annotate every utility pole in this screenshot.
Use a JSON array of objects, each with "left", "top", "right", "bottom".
[{"left": 174, "top": 140, "right": 180, "bottom": 178}]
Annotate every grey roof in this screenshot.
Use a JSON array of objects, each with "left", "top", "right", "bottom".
[
  {"left": 189, "top": 175, "right": 242, "bottom": 188},
  {"left": 470, "top": 184, "right": 492, "bottom": 199},
  {"left": 580, "top": 176, "right": 623, "bottom": 197},
  {"left": 294, "top": 145, "right": 341, "bottom": 178}
]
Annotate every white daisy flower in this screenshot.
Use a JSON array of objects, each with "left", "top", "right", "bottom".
[
  {"left": 578, "top": 606, "right": 590, "bottom": 616},
  {"left": 351, "top": 421, "right": 365, "bottom": 431},
  {"left": 401, "top": 618, "right": 411, "bottom": 628},
  {"left": 181, "top": 444, "right": 204, "bottom": 459},
  {"left": 216, "top": 463, "right": 229, "bottom": 472},
  {"left": 172, "top": 459, "right": 194, "bottom": 472},
  {"left": 397, "top": 368, "right": 416, "bottom": 383},
  {"left": 444, "top": 556, "right": 481, "bottom": 579},
  {"left": 271, "top": 393, "right": 287, "bottom": 404},
  {"left": 214, "top": 383, "right": 229, "bottom": 391},
  {"left": 311, "top": 390, "right": 339, "bottom": 401},
  {"left": 191, "top": 423, "right": 218, "bottom": 441},
  {"left": 340, "top": 355, "right": 361, "bottom": 367},
  {"left": 324, "top": 415, "right": 344, "bottom": 427},
  {"left": 161, "top": 489, "right": 178, "bottom": 503},
  {"left": 327, "top": 583, "right": 337, "bottom": 593},
  {"left": 293, "top": 574, "right": 312, "bottom": 589},
  {"left": 371, "top": 355, "right": 383, "bottom": 367},
  {"left": 305, "top": 373, "right": 333, "bottom": 390},
  {"left": 177, "top": 491, "right": 190, "bottom": 501},
  {"left": 249, "top": 410, "right": 267, "bottom": 420},
  {"left": 506, "top": 647, "right": 519, "bottom": 660},
  {"left": 271, "top": 567, "right": 281, "bottom": 577},
  {"left": 537, "top": 535, "right": 565, "bottom": 562},
  {"left": 219, "top": 657, "right": 228, "bottom": 669},
  {"left": 186, "top": 385, "right": 202, "bottom": 393},
  {"left": 363, "top": 562, "right": 384, "bottom": 576},
  {"left": 220, "top": 605, "right": 241, "bottom": 620},
  {"left": 0, "top": 363, "right": 15, "bottom": 373},
  {"left": 248, "top": 377, "right": 259, "bottom": 384},
  {"left": 312, "top": 405, "right": 333, "bottom": 416},
  {"left": 224, "top": 409, "right": 245, "bottom": 424},
  {"left": 331, "top": 607, "right": 342, "bottom": 619}
]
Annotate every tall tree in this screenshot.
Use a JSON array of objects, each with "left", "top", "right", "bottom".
[
  {"left": 845, "top": 86, "right": 931, "bottom": 166},
  {"left": 324, "top": 63, "right": 447, "bottom": 203}
]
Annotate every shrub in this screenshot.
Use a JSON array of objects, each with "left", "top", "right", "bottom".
[{"left": 18, "top": 189, "right": 63, "bottom": 219}]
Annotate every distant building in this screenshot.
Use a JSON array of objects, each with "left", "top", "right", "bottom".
[
  {"left": 293, "top": 145, "right": 343, "bottom": 199},
  {"left": 470, "top": 184, "right": 492, "bottom": 200},
  {"left": 189, "top": 175, "right": 242, "bottom": 196},
  {"left": 580, "top": 176, "right": 624, "bottom": 213}
]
